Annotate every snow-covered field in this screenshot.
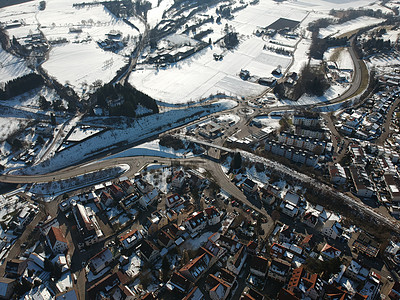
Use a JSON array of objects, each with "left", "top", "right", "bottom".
[
  {"left": 0, "top": 47, "right": 32, "bottom": 84},
  {"left": 0, "top": 117, "right": 29, "bottom": 142},
  {"left": 42, "top": 42, "right": 126, "bottom": 95},
  {"left": 67, "top": 126, "right": 103, "bottom": 142},
  {"left": 319, "top": 16, "right": 384, "bottom": 38}
]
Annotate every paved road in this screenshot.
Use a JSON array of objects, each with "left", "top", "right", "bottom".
[{"left": 377, "top": 96, "right": 400, "bottom": 145}]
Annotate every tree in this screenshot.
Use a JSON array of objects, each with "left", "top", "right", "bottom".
[{"left": 231, "top": 152, "right": 242, "bottom": 170}]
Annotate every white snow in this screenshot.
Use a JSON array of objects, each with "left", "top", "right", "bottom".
[
  {"left": 0, "top": 47, "right": 32, "bottom": 84},
  {"left": 0, "top": 117, "right": 29, "bottom": 142},
  {"left": 67, "top": 126, "right": 103, "bottom": 142},
  {"left": 319, "top": 17, "right": 384, "bottom": 38},
  {"left": 42, "top": 42, "right": 126, "bottom": 95},
  {"left": 181, "top": 231, "right": 213, "bottom": 250}
]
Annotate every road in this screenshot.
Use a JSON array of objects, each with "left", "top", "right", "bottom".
[{"left": 377, "top": 96, "right": 400, "bottom": 145}]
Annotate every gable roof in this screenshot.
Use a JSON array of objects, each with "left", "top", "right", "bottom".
[{"left": 48, "top": 227, "right": 67, "bottom": 248}]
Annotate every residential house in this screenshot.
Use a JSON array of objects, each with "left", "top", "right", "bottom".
[
  {"left": 345, "top": 259, "right": 369, "bottom": 282},
  {"left": 100, "top": 191, "right": 114, "bottom": 207},
  {"left": 384, "top": 174, "right": 400, "bottom": 202},
  {"left": 158, "top": 229, "right": 175, "bottom": 248},
  {"left": 349, "top": 166, "right": 374, "bottom": 198},
  {"left": 87, "top": 271, "right": 129, "bottom": 299},
  {"left": 329, "top": 164, "right": 347, "bottom": 185},
  {"left": 242, "top": 178, "right": 258, "bottom": 193},
  {"left": 119, "top": 179, "right": 135, "bottom": 194},
  {"left": 201, "top": 239, "right": 226, "bottom": 261},
  {"left": 55, "top": 289, "right": 79, "bottom": 300},
  {"left": 205, "top": 206, "right": 221, "bottom": 226},
  {"left": 5, "top": 259, "right": 27, "bottom": 278},
  {"left": 227, "top": 245, "right": 247, "bottom": 275},
  {"left": 109, "top": 183, "right": 124, "bottom": 200},
  {"left": 206, "top": 274, "right": 231, "bottom": 300},
  {"left": 250, "top": 256, "right": 269, "bottom": 278},
  {"left": 139, "top": 189, "right": 159, "bottom": 208},
  {"left": 47, "top": 226, "right": 68, "bottom": 254},
  {"left": 172, "top": 170, "right": 186, "bottom": 190},
  {"left": 119, "top": 229, "right": 143, "bottom": 250},
  {"left": 179, "top": 252, "right": 212, "bottom": 283},
  {"left": 217, "top": 235, "right": 243, "bottom": 254},
  {"left": 281, "top": 192, "right": 300, "bottom": 217},
  {"left": 389, "top": 281, "right": 400, "bottom": 300},
  {"left": 303, "top": 212, "right": 319, "bottom": 228},
  {"left": 321, "top": 220, "right": 342, "bottom": 240},
  {"left": 0, "top": 277, "right": 15, "bottom": 299},
  {"left": 136, "top": 179, "right": 153, "bottom": 194},
  {"left": 167, "top": 272, "right": 193, "bottom": 294},
  {"left": 139, "top": 240, "right": 160, "bottom": 262},
  {"left": 166, "top": 194, "right": 184, "bottom": 208},
  {"left": 353, "top": 232, "right": 380, "bottom": 257},
  {"left": 184, "top": 211, "right": 207, "bottom": 233},
  {"left": 283, "top": 266, "right": 323, "bottom": 300},
  {"left": 88, "top": 248, "right": 113, "bottom": 274},
  {"left": 183, "top": 287, "right": 205, "bottom": 300},
  {"left": 72, "top": 202, "right": 104, "bottom": 246},
  {"left": 279, "top": 225, "right": 293, "bottom": 243},
  {"left": 320, "top": 243, "right": 341, "bottom": 259},
  {"left": 240, "top": 286, "right": 265, "bottom": 300},
  {"left": 267, "top": 258, "right": 291, "bottom": 283},
  {"left": 270, "top": 243, "right": 286, "bottom": 259}
]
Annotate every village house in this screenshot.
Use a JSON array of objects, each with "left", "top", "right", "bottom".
[
  {"left": 353, "top": 232, "right": 380, "bottom": 257},
  {"left": 250, "top": 256, "right": 269, "bottom": 278},
  {"left": 139, "top": 240, "right": 160, "bottom": 262},
  {"left": 47, "top": 227, "right": 68, "bottom": 254},
  {"left": 100, "top": 191, "right": 114, "bottom": 207},
  {"left": 0, "top": 278, "right": 16, "bottom": 299},
  {"left": 184, "top": 211, "right": 207, "bottom": 234},
  {"left": 205, "top": 206, "right": 221, "bottom": 225},
  {"left": 267, "top": 258, "right": 291, "bottom": 283},
  {"left": 167, "top": 272, "right": 193, "bottom": 294},
  {"left": 321, "top": 220, "right": 342, "bottom": 240},
  {"left": 171, "top": 170, "right": 186, "bottom": 190},
  {"left": 242, "top": 178, "right": 258, "bottom": 194},
  {"left": 166, "top": 193, "right": 184, "bottom": 208},
  {"left": 227, "top": 245, "right": 247, "bottom": 275},
  {"left": 109, "top": 183, "right": 124, "bottom": 200},
  {"left": 72, "top": 202, "right": 104, "bottom": 247},
  {"left": 329, "top": 164, "right": 347, "bottom": 185},
  {"left": 302, "top": 212, "right": 319, "bottom": 228},
  {"left": 280, "top": 266, "right": 323, "bottom": 300},
  {"left": 280, "top": 192, "right": 300, "bottom": 217},
  {"left": 88, "top": 248, "right": 113, "bottom": 275},
  {"left": 179, "top": 252, "right": 212, "bottom": 283},
  {"left": 119, "top": 229, "right": 143, "bottom": 250},
  {"left": 119, "top": 179, "right": 136, "bottom": 194},
  {"left": 320, "top": 243, "right": 341, "bottom": 259},
  {"left": 87, "top": 271, "right": 130, "bottom": 299}
]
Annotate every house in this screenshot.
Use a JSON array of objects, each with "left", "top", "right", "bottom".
[
  {"left": 167, "top": 272, "right": 193, "bottom": 294},
  {"left": 109, "top": 183, "right": 124, "bottom": 200},
  {"left": 5, "top": 259, "right": 27, "bottom": 277},
  {"left": 172, "top": 170, "right": 186, "bottom": 190},
  {"left": 166, "top": 194, "right": 184, "bottom": 208},
  {"left": 139, "top": 240, "right": 160, "bottom": 262},
  {"left": 303, "top": 212, "right": 319, "bottom": 228},
  {"left": 345, "top": 259, "right": 369, "bottom": 282},
  {"left": 100, "top": 191, "right": 114, "bottom": 207},
  {"left": 119, "top": 179, "right": 135, "bottom": 194},
  {"left": 183, "top": 287, "right": 205, "bottom": 300},
  {"left": 250, "top": 256, "right": 269, "bottom": 277},
  {"left": 281, "top": 192, "right": 300, "bottom": 217},
  {"left": 270, "top": 243, "right": 286, "bottom": 259},
  {"left": 279, "top": 224, "right": 293, "bottom": 243},
  {"left": 139, "top": 189, "right": 159, "bottom": 208},
  {"left": 205, "top": 206, "right": 221, "bottom": 226},
  {"left": 384, "top": 174, "right": 400, "bottom": 202},
  {"left": 349, "top": 166, "right": 374, "bottom": 198},
  {"left": 88, "top": 248, "right": 113, "bottom": 274},
  {"left": 242, "top": 178, "right": 258, "bottom": 193},
  {"left": 227, "top": 245, "right": 247, "bottom": 275},
  {"left": 282, "top": 266, "right": 323, "bottom": 300},
  {"left": 389, "top": 281, "right": 400, "bottom": 299},
  {"left": 158, "top": 229, "right": 175, "bottom": 248},
  {"left": 119, "top": 229, "right": 143, "bottom": 250},
  {"left": 201, "top": 239, "right": 226, "bottom": 261},
  {"left": 0, "top": 277, "right": 15, "bottom": 299},
  {"left": 259, "top": 186, "right": 276, "bottom": 205},
  {"left": 136, "top": 179, "right": 153, "bottom": 194},
  {"left": 72, "top": 202, "right": 104, "bottom": 246},
  {"left": 87, "top": 271, "right": 129, "bottom": 299},
  {"left": 353, "top": 232, "right": 380, "bottom": 257},
  {"left": 179, "top": 252, "right": 212, "bottom": 283},
  {"left": 47, "top": 227, "right": 68, "bottom": 254},
  {"left": 320, "top": 243, "right": 341, "bottom": 259},
  {"left": 329, "top": 164, "right": 347, "bottom": 185},
  {"left": 267, "top": 258, "right": 291, "bottom": 283},
  {"left": 321, "top": 220, "right": 342, "bottom": 240},
  {"left": 184, "top": 211, "right": 207, "bottom": 233},
  {"left": 241, "top": 286, "right": 265, "bottom": 300}
]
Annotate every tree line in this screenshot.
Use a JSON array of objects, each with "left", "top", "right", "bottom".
[
  {"left": 95, "top": 83, "right": 159, "bottom": 118},
  {"left": 0, "top": 73, "right": 43, "bottom": 100}
]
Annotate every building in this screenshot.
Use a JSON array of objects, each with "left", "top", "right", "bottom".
[
  {"left": 72, "top": 202, "right": 104, "bottom": 246},
  {"left": 139, "top": 189, "right": 159, "bottom": 208},
  {"left": 320, "top": 243, "right": 341, "bottom": 259},
  {"left": 242, "top": 179, "right": 258, "bottom": 193},
  {"left": 321, "top": 220, "right": 342, "bottom": 240},
  {"left": 349, "top": 166, "right": 374, "bottom": 198},
  {"left": 282, "top": 266, "right": 323, "bottom": 300},
  {"left": 139, "top": 240, "right": 160, "bottom": 262},
  {"left": 302, "top": 212, "right": 319, "bottom": 228},
  {"left": 88, "top": 248, "right": 113, "bottom": 274},
  {"left": 119, "top": 229, "right": 143, "bottom": 250},
  {"left": 171, "top": 170, "right": 186, "bottom": 190},
  {"left": 250, "top": 256, "right": 269, "bottom": 278},
  {"left": 166, "top": 194, "right": 184, "bottom": 208},
  {"left": 227, "top": 245, "right": 247, "bottom": 275},
  {"left": 184, "top": 211, "right": 207, "bottom": 233},
  {"left": 353, "top": 232, "right": 380, "bottom": 257},
  {"left": 384, "top": 174, "right": 400, "bottom": 202},
  {"left": 205, "top": 206, "right": 221, "bottom": 226},
  {"left": 0, "top": 277, "right": 15, "bottom": 299},
  {"left": 329, "top": 164, "right": 347, "bottom": 185},
  {"left": 5, "top": 259, "right": 27, "bottom": 278},
  {"left": 267, "top": 258, "right": 291, "bottom": 283},
  {"left": 47, "top": 227, "right": 68, "bottom": 254},
  {"left": 179, "top": 252, "right": 212, "bottom": 283}
]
